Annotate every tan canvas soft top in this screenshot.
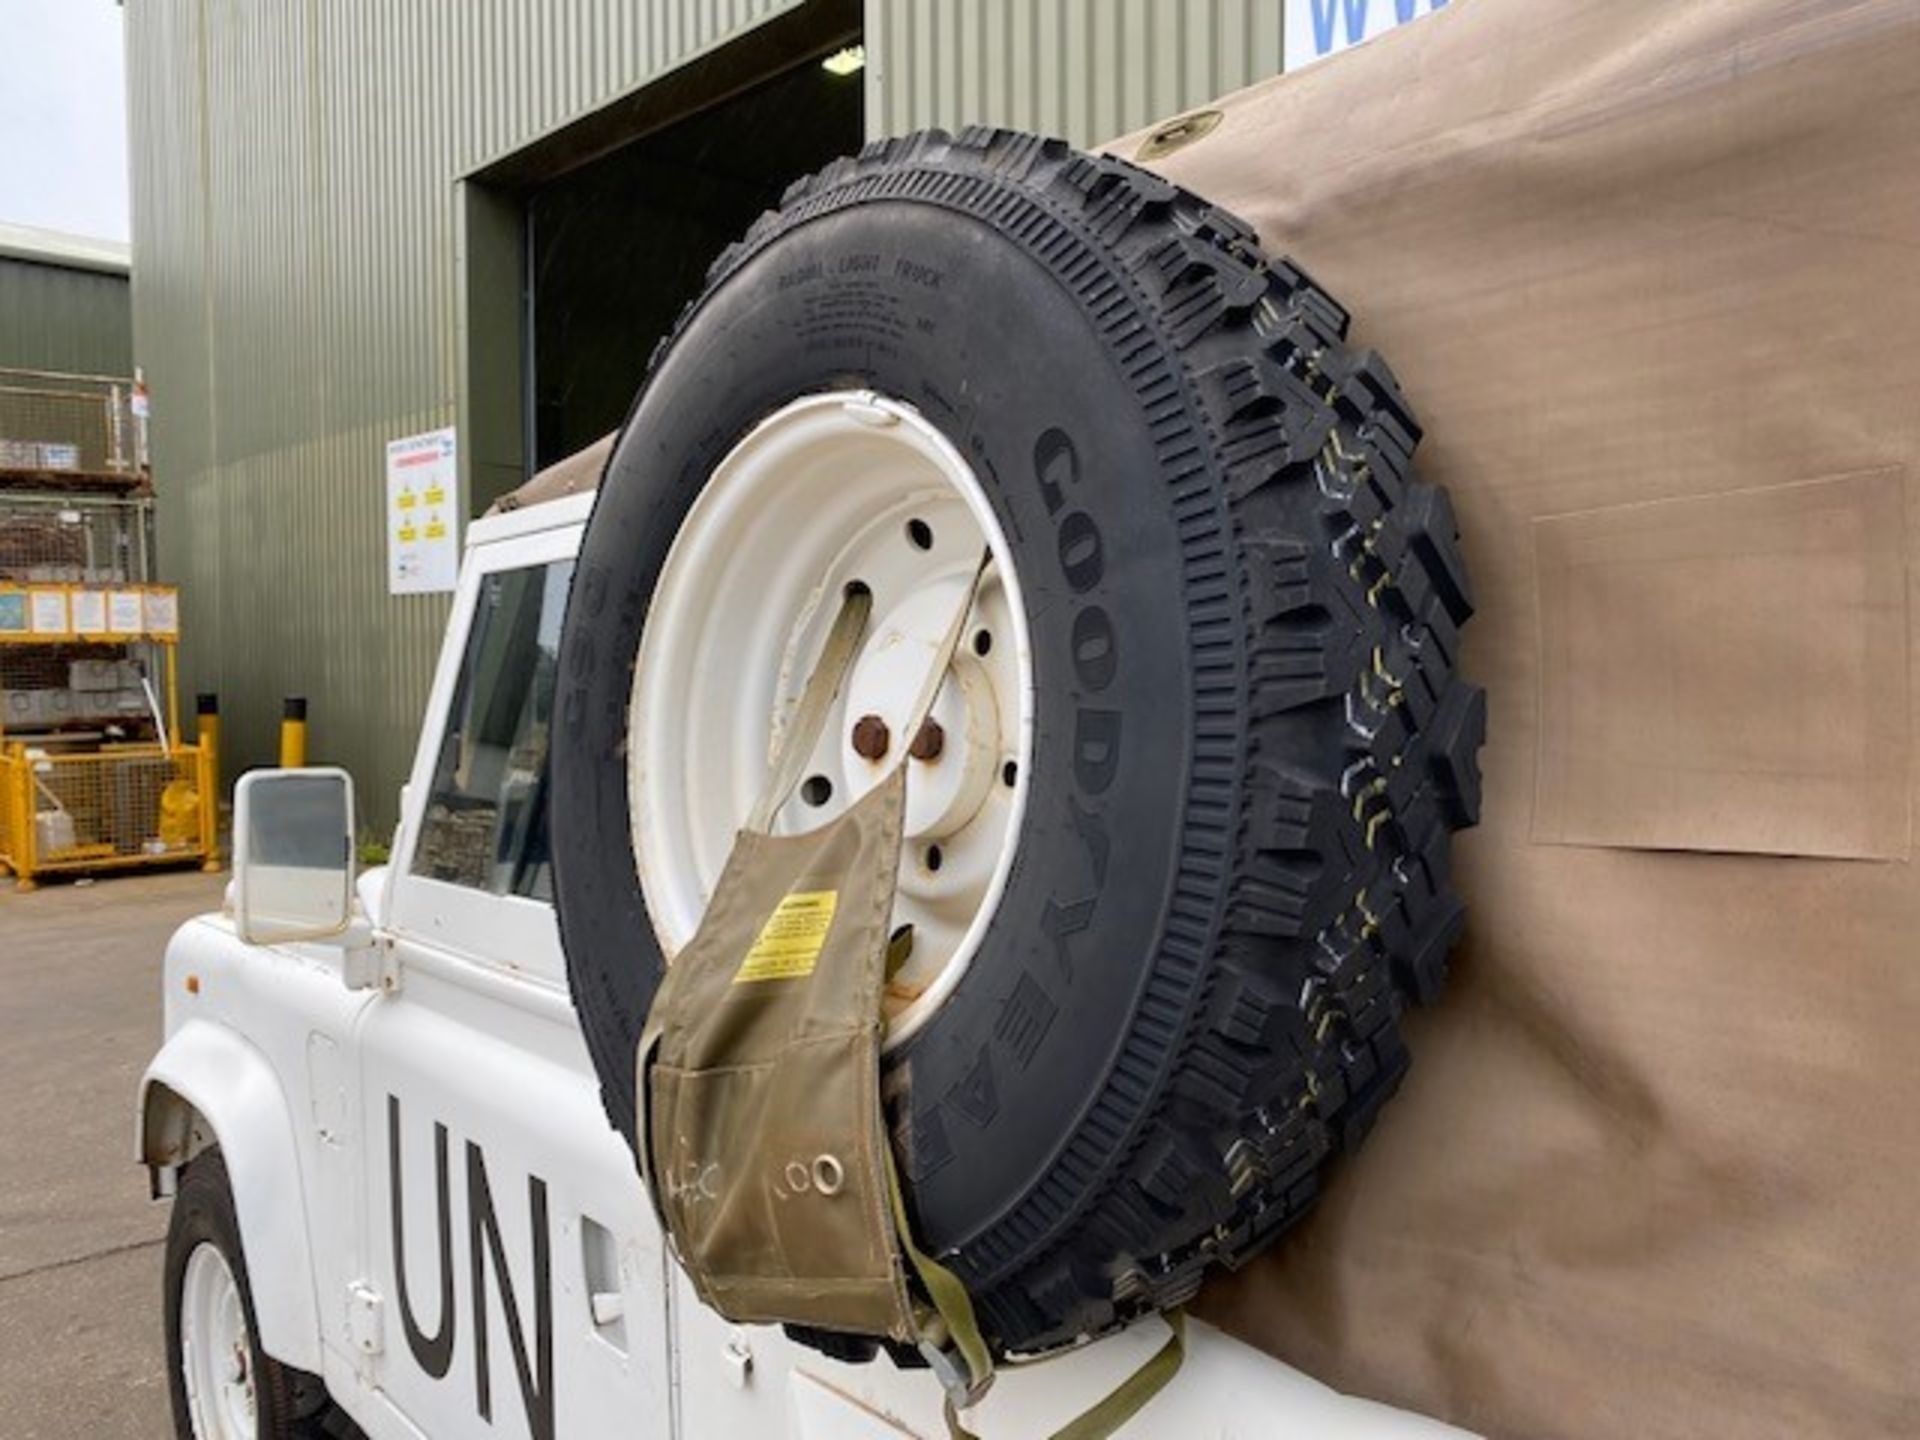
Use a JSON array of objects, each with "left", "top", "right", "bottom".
[
  {"left": 1113, "top": 2, "right": 1920, "bottom": 1437},
  {"left": 484, "top": 432, "right": 615, "bottom": 516}
]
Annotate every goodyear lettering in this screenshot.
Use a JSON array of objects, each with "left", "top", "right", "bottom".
[
  {"left": 1034, "top": 426, "right": 1078, "bottom": 515},
  {"left": 1071, "top": 606, "right": 1116, "bottom": 691},
  {"left": 1037, "top": 427, "right": 1115, "bottom": 989},
  {"left": 1057, "top": 511, "right": 1103, "bottom": 591},
  {"left": 1073, "top": 709, "right": 1121, "bottom": 796}
]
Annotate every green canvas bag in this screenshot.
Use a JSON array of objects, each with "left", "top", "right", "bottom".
[{"left": 637, "top": 558, "right": 1180, "bottom": 1436}]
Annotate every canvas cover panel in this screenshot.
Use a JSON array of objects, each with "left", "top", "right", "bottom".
[{"left": 1118, "top": 2, "right": 1920, "bottom": 1436}]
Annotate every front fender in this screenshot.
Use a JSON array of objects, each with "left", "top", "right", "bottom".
[{"left": 139, "top": 1018, "right": 324, "bottom": 1374}]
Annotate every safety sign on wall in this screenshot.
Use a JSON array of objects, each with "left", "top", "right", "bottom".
[
  {"left": 1286, "top": 0, "right": 1449, "bottom": 69},
  {"left": 386, "top": 426, "right": 459, "bottom": 595}
]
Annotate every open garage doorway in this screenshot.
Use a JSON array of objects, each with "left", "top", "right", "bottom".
[
  {"left": 528, "top": 48, "right": 863, "bottom": 470},
  {"left": 456, "top": 3, "right": 863, "bottom": 509}
]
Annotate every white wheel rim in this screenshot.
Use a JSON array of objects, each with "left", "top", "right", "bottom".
[
  {"left": 630, "top": 390, "right": 1034, "bottom": 1047},
  {"left": 180, "top": 1241, "right": 256, "bottom": 1440}
]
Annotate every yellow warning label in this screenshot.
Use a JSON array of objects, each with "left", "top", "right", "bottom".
[{"left": 734, "top": 889, "right": 838, "bottom": 983}]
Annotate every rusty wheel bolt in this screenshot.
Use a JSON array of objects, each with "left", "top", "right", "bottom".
[
  {"left": 908, "top": 718, "right": 944, "bottom": 762},
  {"left": 851, "top": 713, "right": 890, "bottom": 761}
]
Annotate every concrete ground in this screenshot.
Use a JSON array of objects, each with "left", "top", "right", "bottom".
[{"left": 0, "top": 868, "right": 227, "bottom": 1439}]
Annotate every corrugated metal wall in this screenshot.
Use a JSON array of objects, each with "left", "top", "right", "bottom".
[
  {"left": 863, "top": 0, "right": 1284, "bottom": 144},
  {"left": 126, "top": 0, "right": 808, "bottom": 829},
  {"left": 0, "top": 258, "right": 133, "bottom": 375},
  {"left": 127, "top": 0, "right": 1282, "bottom": 827}
]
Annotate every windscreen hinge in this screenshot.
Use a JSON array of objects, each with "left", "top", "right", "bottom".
[{"left": 343, "top": 934, "right": 400, "bottom": 994}]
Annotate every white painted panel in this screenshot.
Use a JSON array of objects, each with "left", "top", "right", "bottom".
[{"left": 1285, "top": 0, "right": 1452, "bottom": 69}]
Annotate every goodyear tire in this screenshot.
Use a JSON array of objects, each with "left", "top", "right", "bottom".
[{"left": 554, "top": 127, "right": 1484, "bottom": 1354}]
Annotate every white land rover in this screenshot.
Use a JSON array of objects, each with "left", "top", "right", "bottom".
[
  {"left": 136, "top": 491, "right": 1463, "bottom": 1440},
  {"left": 139, "top": 129, "right": 1482, "bottom": 1440}
]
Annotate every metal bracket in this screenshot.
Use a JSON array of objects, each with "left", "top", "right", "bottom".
[
  {"left": 721, "top": 1330, "right": 754, "bottom": 1389},
  {"left": 342, "top": 935, "right": 400, "bottom": 993},
  {"left": 346, "top": 1281, "right": 385, "bottom": 1357},
  {"left": 919, "top": 1336, "right": 994, "bottom": 1412}
]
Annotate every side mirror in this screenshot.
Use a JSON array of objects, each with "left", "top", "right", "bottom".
[{"left": 233, "top": 768, "right": 355, "bottom": 945}]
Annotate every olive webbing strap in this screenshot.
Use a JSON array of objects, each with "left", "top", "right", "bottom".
[
  {"left": 889, "top": 1186, "right": 1185, "bottom": 1440},
  {"left": 744, "top": 584, "right": 873, "bottom": 834},
  {"left": 938, "top": 1312, "right": 1186, "bottom": 1440},
  {"left": 901, "top": 550, "right": 993, "bottom": 743},
  {"left": 875, "top": 549, "right": 999, "bottom": 1414},
  {"left": 1043, "top": 1311, "right": 1186, "bottom": 1440},
  {"left": 879, "top": 550, "right": 1187, "bottom": 1436},
  {"left": 884, "top": 1145, "right": 993, "bottom": 1407},
  {"left": 743, "top": 551, "right": 988, "bottom": 836}
]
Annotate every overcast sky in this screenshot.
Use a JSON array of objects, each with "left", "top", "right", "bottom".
[{"left": 0, "top": 0, "right": 129, "bottom": 242}]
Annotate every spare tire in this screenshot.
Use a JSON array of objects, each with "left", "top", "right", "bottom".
[{"left": 554, "top": 127, "right": 1484, "bottom": 1355}]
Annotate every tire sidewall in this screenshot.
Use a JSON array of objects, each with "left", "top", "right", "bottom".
[
  {"left": 164, "top": 1152, "right": 283, "bottom": 1440},
  {"left": 555, "top": 198, "right": 1198, "bottom": 1252}
]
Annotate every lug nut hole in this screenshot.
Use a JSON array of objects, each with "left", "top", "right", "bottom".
[
  {"left": 924, "top": 844, "right": 944, "bottom": 873},
  {"left": 972, "top": 628, "right": 993, "bottom": 656},
  {"left": 1001, "top": 760, "right": 1018, "bottom": 788},
  {"left": 906, "top": 518, "right": 934, "bottom": 551},
  {"left": 843, "top": 578, "right": 871, "bottom": 600},
  {"left": 801, "top": 775, "right": 833, "bottom": 807}
]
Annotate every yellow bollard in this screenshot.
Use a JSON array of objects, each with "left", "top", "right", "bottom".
[
  {"left": 279, "top": 697, "right": 308, "bottom": 769},
  {"left": 197, "top": 693, "right": 222, "bottom": 870},
  {"left": 7, "top": 741, "right": 35, "bottom": 892}
]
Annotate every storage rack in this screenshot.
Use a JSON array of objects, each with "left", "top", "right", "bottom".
[{"left": 0, "top": 369, "right": 216, "bottom": 888}]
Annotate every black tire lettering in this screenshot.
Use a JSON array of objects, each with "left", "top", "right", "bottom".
[
  {"left": 1070, "top": 605, "right": 1116, "bottom": 691},
  {"left": 1034, "top": 426, "right": 1079, "bottom": 515},
  {"left": 1057, "top": 511, "right": 1103, "bottom": 591},
  {"left": 1072, "top": 708, "right": 1122, "bottom": 795}
]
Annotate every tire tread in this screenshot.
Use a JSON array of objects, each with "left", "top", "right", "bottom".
[{"left": 576, "top": 127, "right": 1482, "bottom": 1353}]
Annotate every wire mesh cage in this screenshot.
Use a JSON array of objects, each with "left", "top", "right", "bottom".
[
  {"left": 0, "top": 368, "right": 147, "bottom": 480},
  {"left": 0, "top": 491, "right": 169, "bottom": 749},
  {"left": 0, "top": 640, "right": 170, "bottom": 740},
  {"left": 0, "top": 492, "right": 153, "bottom": 584},
  {"left": 0, "top": 369, "right": 195, "bottom": 885},
  {"left": 0, "top": 742, "right": 213, "bottom": 879}
]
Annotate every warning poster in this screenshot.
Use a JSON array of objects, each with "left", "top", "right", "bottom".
[{"left": 386, "top": 427, "right": 459, "bottom": 595}]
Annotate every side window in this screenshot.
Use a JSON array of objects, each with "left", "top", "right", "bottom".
[{"left": 412, "top": 559, "right": 573, "bottom": 901}]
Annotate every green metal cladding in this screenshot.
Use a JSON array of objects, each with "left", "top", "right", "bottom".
[
  {"left": 865, "top": 0, "right": 1283, "bottom": 143},
  {"left": 0, "top": 255, "right": 132, "bottom": 375},
  {"left": 126, "top": 0, "right": 1283, "bottom": 825}
]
